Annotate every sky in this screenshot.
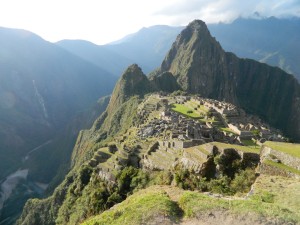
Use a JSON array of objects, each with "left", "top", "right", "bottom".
[{"left": 0, "top": 0, "right": 299, "bottom": 45}]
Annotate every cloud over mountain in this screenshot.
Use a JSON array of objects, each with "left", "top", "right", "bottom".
[{"left": 155, "top": 0, "right": 300, "bottom": 24}]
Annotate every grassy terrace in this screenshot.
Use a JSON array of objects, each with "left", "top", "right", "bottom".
[
  {"left": 184, "top": 146, "right": 209, "bottom": 163},
  {"left": 171, "top": 101, "right": 223, "bottom": 125},
  {"left": 171, "top": 103, "right": 201, "bottom": 119},
  {"left": 179, "top": 190, "right": 299, "bottom": 223},
  {"left": 264, "top": 160, "right": 300, "bottom": 176},
  {"left": 186, "top": 100, "right": 208, "bottom": 113},
  {"left": 219, "top": 127, "right": 237, "bottom": 135},
  {"left": 252, "top": 175, "right": 300, "bottom": 220},
  {"left": 82, "top": 187, "right": 181, "bottom": 225},
  {"left": 210, "top": 142, "right": 260, "bottom": 154},
  {"left": 82, "top": 185, "right": 300, "bottom": 224},
  {"left": 264, "top": 141, "right": 300, "bottom": 158}
]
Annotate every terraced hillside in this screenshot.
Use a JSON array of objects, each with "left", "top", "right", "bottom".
[{"left": 17, "top": 91, "right": 300, "bottom": 225}]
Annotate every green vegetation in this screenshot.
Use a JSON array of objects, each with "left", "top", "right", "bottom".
[
  {"left": 173, "top": 166, "right": 257, "bottom": 195},
  {"left": 264, "top": 141, "right": 300, "bottom": 158},
  {"left": 264, "top": 160, "right": 300, "bottom": 176},
  {"left": 241, "top": 139, "right": 261, "bottom": 151},
  {"left": 171, "top": 103, "right": 201, "bottom": 118},
  {"left": 211, "top": 142, "right": 260, "bottom": 154},
  {"left": 82, "top": 188, "right": 181, "bottom": 225},
  {"left": 219, "top": 127, "right": 237, "bottom": 135},
  {"left": 179, "top": 191, "right": 298, "bottom": 223},
  {"left": 104, "top": 96, "right": 140, "bottom": 136},
  {"left": 251, "top": 129, "right": 260, "bottom": 136},
  {"left": 80, "top": 185, "right": 299, "bottom": 224},
  {"left": 251, "top": 175, "right": 300, "bottom": 220}
]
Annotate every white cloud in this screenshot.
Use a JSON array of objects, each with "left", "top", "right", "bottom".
[
  {"left": 0, "top": 0, "right": 299, "bottom": 44},
  {"left": 155, "top": 0, "right": 300, "bottom": 24}
]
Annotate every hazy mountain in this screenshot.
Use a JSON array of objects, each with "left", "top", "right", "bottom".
[
  {"left": 56, "top": 40, "right": 132, "bottom": 76},
  {"left": 0, "top": 27, "right": 115, "bottom": 180},
  {"left": 57, "top": 18, "right": 300, "bottom": 81},
  {"left": 106, "top": 25, "right": 183, "bottom": 74},
  {"left": 208, "top": 17, "right": 300, "bottom": 80},
  {"left": 0, "top": 96, "right": 110, "bottom": 225},
  {"left": 57, "top": 25, "right": 183, "bottom": 76},
  {"left": 0, "top": 27, "right": 116, "bottom": 224}
]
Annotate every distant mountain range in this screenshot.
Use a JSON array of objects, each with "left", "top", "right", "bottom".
[
  {"left": 57, "top": 25, "right": 183, "bottom": 75},
  {"left": 57, "top": 17, "right": 300, "bottom": 81},
  {"left": 208, "top": 17, "right": 300, "bottom": 81},
  {"left": 0, "top": 27, "right": 117, "bottom": 224}
]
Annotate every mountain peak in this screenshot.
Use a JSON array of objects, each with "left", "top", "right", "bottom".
[
  {"left": 178, "top": 19, "right": 212, "bottom": 43},
  {"left": 121, "top": 64, "right": 143, "bottom": 80},
  {"left": 187, "top": 19, "right": 208, "bottom": 32},
  {"left": 107, "top": 64, "right": 151, "bottom": 112},
  {"left": 159, "top": 20, "right": 227, "bottom": 96}
]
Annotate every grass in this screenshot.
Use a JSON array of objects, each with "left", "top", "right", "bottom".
[
  {"left": 184, "top": 146, "right": 209, "bottom": 163},
  {"left": 251, "top": 174, "right": 300, "bottom": 219},
  {"left": 210, "top": 142, "right": 260, "bottom": 154},
  {"left": 186, "top": 100, "right": 208, "bottom": 113},
  {"left": 219, "top": 127, "right": 238, "bottom": 135},
  {"left": 179, "top": 191, "right": 299, "bottom": 223},
  {"left": 264, "top": 141, "right": 300, "bottom": 158},
  {"left": 264, "top": 160, "right": 300, "bottom": 176},
  {"left": 81, "top": 188, "right": 181, "bottom": 225},
  {"left": 171, "top": 104, "right": 201, "bottom": 119},
  {"left": 97, "top": 147, "right": 113, "bottom": 156},
  {"left": 199, "top": 117, "right": 218, "bottom": 124},
  {"left": 81, "top": 183, "right": 300, "bottom": 225},
  {"left": 241, "top": 139, "right": 261, "bottom": 151}
]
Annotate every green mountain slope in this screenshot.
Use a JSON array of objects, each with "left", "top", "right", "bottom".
[{"left": 16, "top": 64, "right": 150, "bottom": 225}]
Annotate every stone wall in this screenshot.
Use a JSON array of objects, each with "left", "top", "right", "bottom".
[
  {"left": 261, "top": 146, "right": 300, "bottom": 170},
  {"left": 259, "top": 163, "right": 300, "bottom": 179}
]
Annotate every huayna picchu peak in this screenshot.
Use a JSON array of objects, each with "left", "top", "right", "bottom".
[{"left": 14, "top": 19, "right": 300, "bottom": 225}]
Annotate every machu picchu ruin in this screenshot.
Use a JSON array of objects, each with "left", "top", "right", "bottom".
[{"left": 84, "top": 93, "right": 299, "bottom": 186}]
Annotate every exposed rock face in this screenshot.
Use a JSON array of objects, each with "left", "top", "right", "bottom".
[{"left": 156, "top": 20, "right": 300, "bottom": 141}]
